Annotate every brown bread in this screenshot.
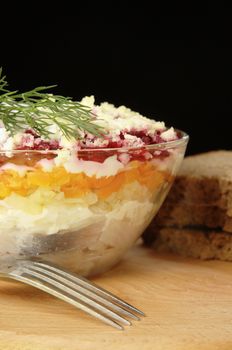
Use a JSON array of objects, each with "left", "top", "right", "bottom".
[
  {"left": 154, "top": 150, "right": 232, "bottom": 233},
  {"left": 142, "top": 150, "right": 232, "bottom": 261},
  {"left": 146, "top": 226, "right": 232, "bottom": 261}
]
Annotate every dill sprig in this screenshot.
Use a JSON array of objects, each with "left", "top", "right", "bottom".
[{"left": 0, "top": 68, "right": 105, "bottom": 139}]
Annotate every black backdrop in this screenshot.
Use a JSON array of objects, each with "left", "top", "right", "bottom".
[{"left": 1, "top": 12, "right": 231, "bottom": 155}]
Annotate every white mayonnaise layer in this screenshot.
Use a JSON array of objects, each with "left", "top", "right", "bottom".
[{"left": 0, "top": 154, "right": 126, "bottom": 178}]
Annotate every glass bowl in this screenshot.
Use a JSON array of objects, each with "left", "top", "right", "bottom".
[{"left": 0, "top": 130, "right": 188, "bottom": 276}]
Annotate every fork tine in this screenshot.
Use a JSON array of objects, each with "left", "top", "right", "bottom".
[
  {"left": 33, "top": 261, "right": 145, "bottom": 316},
  {"left": 9, "top": 272, "right": 124, "bottom": 330},
  {"left": 19, "top": 266, "right": 132, "bottom": 327},
  {"left": 27, "top": 263, "right": 140, "bottom": 321}
]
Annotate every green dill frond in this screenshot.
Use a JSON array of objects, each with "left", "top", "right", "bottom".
[{"left": 0, "top": 68, "right": 105, "bottom": 139}]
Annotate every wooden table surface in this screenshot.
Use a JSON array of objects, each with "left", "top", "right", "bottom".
[{"left": 1, "top": 244, "right": 232, "bottom": 350}]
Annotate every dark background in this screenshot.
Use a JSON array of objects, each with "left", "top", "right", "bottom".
[{"left": 1, "top": 11, "right": 231, "bottom": 155}]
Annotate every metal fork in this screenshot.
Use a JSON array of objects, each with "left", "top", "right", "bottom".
[{"left": 0, "top": 258, "right": 144, "bottom": 330}]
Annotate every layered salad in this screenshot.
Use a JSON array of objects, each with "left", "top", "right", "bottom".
[{"left": 0, "top": 72, "right": 187, "bottom": 276}]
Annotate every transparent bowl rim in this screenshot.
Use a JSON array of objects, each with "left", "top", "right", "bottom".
[{"left": 0, "top": 129, "right": 189, "bottom": 155}]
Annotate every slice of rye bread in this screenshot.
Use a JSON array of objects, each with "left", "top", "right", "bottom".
[
  {"left": 153, "top": 150, "right": 232, "bottom": 233},
  {"left": 144, "top": 226, "right": 232, "bottom": 261}
]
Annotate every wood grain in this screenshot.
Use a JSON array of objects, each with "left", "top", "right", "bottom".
[{"left": 1, "top": 244, "right": 232, "bottom": 350}]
